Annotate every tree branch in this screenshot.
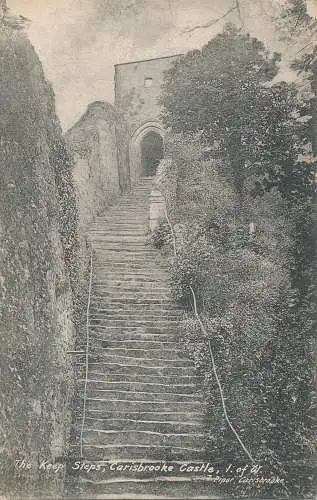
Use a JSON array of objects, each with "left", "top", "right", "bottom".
[
  {"left": 183, "top": 3, "right": 237, "bottom": 34},
  {"left": 0, "top": 0, "right": 7, "bottom": 14},
  {"left": 236, "top": 0, "right": 244, "bottom": 26}
]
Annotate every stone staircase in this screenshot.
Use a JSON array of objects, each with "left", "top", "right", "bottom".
[{"left": 69, "top": 178, "right": 217, "bottom": 499}]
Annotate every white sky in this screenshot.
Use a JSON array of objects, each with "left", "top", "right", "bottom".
[{"left": 10, "top": 0, "right": 317, "bottom": 130}]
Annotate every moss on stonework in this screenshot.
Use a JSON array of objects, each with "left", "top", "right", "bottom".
[{"left": 0, "top": 26, "right": 77, "bottom": 498}]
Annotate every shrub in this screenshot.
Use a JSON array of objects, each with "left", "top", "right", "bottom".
[{"left": 158, "top": 24, "right": 317, "bottom": 496}]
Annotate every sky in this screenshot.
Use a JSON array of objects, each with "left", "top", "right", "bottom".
[{"left": 9, "top": 0, "right": 317, "bottom": 130}]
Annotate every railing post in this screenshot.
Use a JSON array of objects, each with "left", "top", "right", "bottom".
[{"left": 149, "top": 188, "right": 167, "bottom": 232}]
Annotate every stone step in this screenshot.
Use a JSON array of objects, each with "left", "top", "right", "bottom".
[
  {"left": 81, "top": 354, "right": 192, "bottom": 368},
  {"left": 83, "top": 430, "right": 204, "bottom": 449},
  {"left": 78, "top": 379, "right": 198, "bottom": 395},
  {"left": 91, "top": 280, "right": 170, "bottom": 288},
  {"left": 93, "top": 265, "right": 169, "bottom": 272},
  {"left": 92, "top": 245, "right": 152, "bottom": 251},
  {"left": 93, "top": 265, "right": 166, "bottom": 271},
  {"left": 89, "top": 225, "right": 147, "bottom": 229},
  {"left": 88, "top": 326, "right": 180, "bottom": 335},
  {"left": 92, "top": 280, "right": 170, "bottom": 288},
  {"left": 93, "top": 272, "right": 170, "bottom": 278},
  {"left": 92, "top": 218, "right": 148, "bottom": 224},
  {"left": 88, "top": 317, "right": 179, "bottom": 325},
  {"left": 91, "top": 223, "right": 147, "bottom": 228},
  {"left": 92, "top": 290, "right": 171, "bottom": 304},
  {"left": 89, "top": 227, "right": 147, "bottom": 233},
  {"left": 92, "top": 276, "right": 170, "bottom": 283},
  {"left": 91, "top": 292, "right": 172, "bottom": 299},
  {"left": 92, "top": 250, "right": 157, "bottom": 256},
  {"left": 94, "top": 260, "right": 167, "bottom": 266},
  {"left": 77, "top": 362, "right": 196, "bottom": 378},
  {"left": 88, "top": 322, "right": 179, "bottom": 330},
  {"left": 99, "top": 209, "right": 147, "bottom": 214},
  {"left": 89, "top": 325, "right": 183, "bottom": 338},
  {"left": 89, "top": 319, "right": 180, "bottom": 327},
  {"left": 83, "top": 389, "right": 202, "bottom": 403},
  {"left": 90, "top": 225, "right": 147, "bottom": 231},
  {"left": 78, "top": 443, "right": 205, "bottom": 461},
  {"left": 87, "top": 340, "right": 181, "bottom": 351},
  {"left": 86, "top": 347, "right": 188, "bottom": 362},
  {"left": 90, "top": 296, "right": 173, "bottom": 303},
  {"left": 89, "top": 307, "right": 181, "bottom": 315},
  {"left": 74, "top": 409, "right": 203, "bottom": 424},
  {"left": 92, "top": 275, "right": 167, "bottom": 282},
  {"left": 88, "top": 328, "right": 179, "bottom": 336},
  {"left": 92, "top": 275, "right": 169, "bottom": 282},
  {"left": 94, "top": 207, "right": 147, "bottom": 211},
  {"left": 103, "top": 210, "right": 147, "bottom": 214},
  {"left": 90, "top": 314, "right": 179, "bottom": 322},
  {"left": 89, "top": 232, "right": 147, "bottom": 237},
  {"left": 92, "top": 253, "right": 161, "bottom": 258},
  {"left": 93, "top": 263, "right": 167, "bottom": 268},
  {"left": 102, "top": 217, "right": 146, "bottom": 221},
  {"left": 86, "top": 371, "right": 199, "bottom": 386},
  {"left": 91, "top": 235, "right": 147, "bottom": 241},
  {"left": 88, "top": 337, "right": 182, "bottom": 347},
  {"left": 89, "top": 311, "right": 180, "bottom": 319},
  {"left": 104, "top": 204, "right": 148, "bottom": 208},
  {"left": 91, "top": 219, "right": 148, "bottom": 226},
  {"left": 90, "top": 302, "right": 180, "bottom": 311},
  {"left": 85, "top": 399, "right": 203, "bottom": 413},
  {"left": 90, "top": 312, "right": 184, "bottom": 324},
  {"left": 88, "top": 319, "right": 178, "bottom": 327},
  {"left": 89, "top": 236, "right": 147, "bottom": 241},
  {"left": 88, "top": 326, "right": 179, "bottom": 335},
  {"left": 92, "top": 276, "right": 169, "bottom": 283},
  {"left": 80, "top": 417, "right": 202, "bottom": 434},
  {"left": 90, "top": 295, "right": 172, "bottom": 303},
  {"left": 101, "top": 201, "right": 149, "bottom": 206},
  {"left": 92, "top": 285, "right": 171, "bottom": 293},
  {"left": 93, "top": 274, "right": 170, "bottom": 281},
  {"left": 88, "top": 332, "right": 180, "bottom": 342},
  {"left": 101, "top": 202, "right": 149, "bottom": 206},
  {"left": 91, "top": 242, "right": 149, "bottom": 248}
]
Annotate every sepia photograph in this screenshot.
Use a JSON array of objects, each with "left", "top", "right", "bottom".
[{"left": 0, "top": 0, "right": 316, "bottom": 498}]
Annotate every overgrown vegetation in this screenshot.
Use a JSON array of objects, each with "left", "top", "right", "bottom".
[
  {"left": 0, "top": 28, "right": 78, "bottom": 497},
  {"left": 156, "top": 22, "right": 317, "bottom": 498}
]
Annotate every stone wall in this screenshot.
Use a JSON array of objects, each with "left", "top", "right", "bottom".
[
  {"left": 114, "top": 55, "right": 181, "bottom": 136},
  {"left": 65, "top": 101, "right": 130, "bottom": 231},
  {"left": 114, "top": 56, "right": 181, "bottom": 182},
  {"left": 0, "top": 26, "right": 76, "bottom": 498}
]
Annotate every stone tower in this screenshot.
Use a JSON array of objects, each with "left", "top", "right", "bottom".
[{"left": 114, "top": 54, "right": 182, "bottom": 181}]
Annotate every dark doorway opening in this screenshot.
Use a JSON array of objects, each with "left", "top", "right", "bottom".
[{"left": 140, "top": 132, "right": 164, "bottom": 177}]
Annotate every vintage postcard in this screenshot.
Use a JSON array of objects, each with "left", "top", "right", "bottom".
[{"left": 0, "top": 0, "right": 316, "bottom": 499}]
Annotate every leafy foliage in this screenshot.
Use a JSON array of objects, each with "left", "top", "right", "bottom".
[
  {"left": 158, "top": 25, "right": 317, "bottom": 497},
  {"left": 150, "top": 220, "right": 172, "bottom": 250},
  {"left": 162, "top": 25, "right": 316, "bottom": 199},
  {"left": 0, "top": 29, "right": 77, "bottom": 497}
]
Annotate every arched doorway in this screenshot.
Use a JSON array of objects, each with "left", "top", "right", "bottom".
[
  {"left": 140, "top": 132, "right": 164, "bottom": 177},
  {"left": 129, "top": 122, "right": 164, "bottom": 182}
]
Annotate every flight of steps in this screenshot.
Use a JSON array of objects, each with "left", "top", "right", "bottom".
[{"left": 69, "top": 178, "right": 217, "bottom": 499}]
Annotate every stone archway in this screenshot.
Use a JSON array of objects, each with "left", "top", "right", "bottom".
[{"left": 129, "top": 122, "right": 164, "bottom": 182}]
